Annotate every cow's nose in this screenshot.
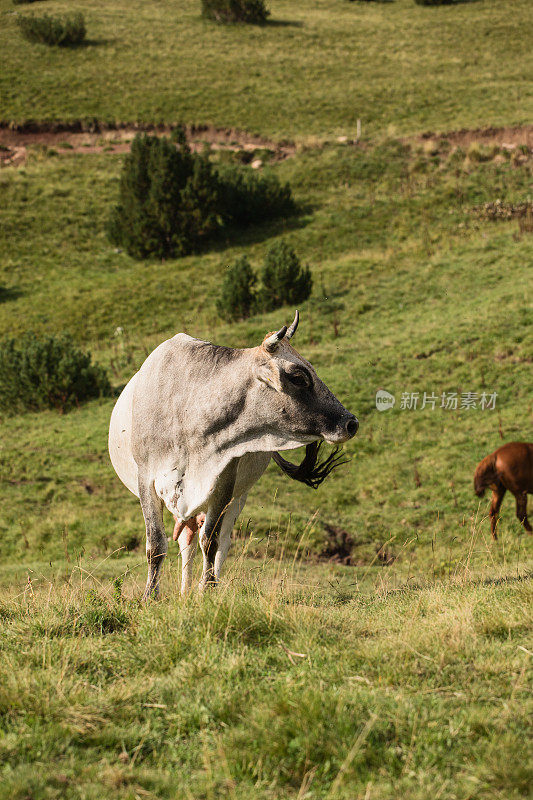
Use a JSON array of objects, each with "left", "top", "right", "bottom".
[{"left": 345, "top": 415, "right": 359, "bottom": 437}]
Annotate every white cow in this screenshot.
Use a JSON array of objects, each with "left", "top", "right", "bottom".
[{"left": 108, "top": 312, "right": 358, "bottom": 597}]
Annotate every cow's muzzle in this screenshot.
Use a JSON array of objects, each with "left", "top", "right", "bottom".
[{"left": 324, "top": 413, "right": 359, "bottom": 444}]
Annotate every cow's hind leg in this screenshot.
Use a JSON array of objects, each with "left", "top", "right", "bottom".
[
  {"left": 199, "top": 506, "right": 227, "bottom": 590},
  {"left": 489, "top": 486, "right": 506, "bottom": 540},
  {"left": 515, "top": 492, "right": 532, "bottom": 533},
  {"left": 139, "top": 475, "right": 167, "bottom": 600},
  {"left": 214, "top": 494, "right": 248, "bottom": 582},
  {"left": 199, "top": 460, "right": 238, "bottom": 590}
]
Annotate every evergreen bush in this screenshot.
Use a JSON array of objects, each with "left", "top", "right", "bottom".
[
  {"left": 0, "top": 333, "right": 111, "bottom": 414},
  {"left": 216, "top": 256, "right": 257, "bottom": 320},
  {"left": 216, "top": 242, "right": 313, "bottom": 320},
  {"left": 108, "top": 133, "right": 220, "bottom": 259},
  {"left": 109, "top": 133, "right": 297, "bottom": 259},
  {"left": 16, "top": 12, "right": 86, "bottom": 46},
  {"left": 201, "top": 0, "right": 269, "bottom": 24},
  {"left": 217, "top": 165, "right": 296, "bottom": 227},
  {"left": 260, "top": 241, "right": 312, "bottom": 311}
]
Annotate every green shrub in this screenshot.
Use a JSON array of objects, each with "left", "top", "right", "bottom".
[
  {"left": 16, "top": 12, "right": 86, "bottom": 46},
  {"left": 13, "top": 0, "right": 46, "bottom": 5},
  {"left": 0, "top": 333, "right": 111, "bottom": 414},
  {"left": 260, "top": 241, "right": 312, "bottom": 311},
  {"left": 109, "top": 133, "right": 296, "bottom": 259},
  {"left": 217, "top": 164, "right": 296, "bottom": 227},
  {"left": 108, "top": 133, "right": 220, "bottom": 259},
  {"left": 201, "top": 0, "right": 269, "bottom": 24},
  {"left": 216, "top": 256, "right": 257, "bottom": 320}
]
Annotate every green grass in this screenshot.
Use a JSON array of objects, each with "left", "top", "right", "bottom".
[
  {"left": 2, "top": 1, "right": 533, "bottom": 794},
  {"left": 0, "top": 560, "right": 532, "bottom": 799},
  {"left": 1, "top": 0, "right": 532, "bottom": 138}
]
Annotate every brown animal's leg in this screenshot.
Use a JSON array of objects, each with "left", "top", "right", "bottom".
[
  {"left": 489, "top": 487, "right": 506, "bottom": 540},
  {"left": 515, "top": 492, "right": 532, "bottom": 533}
]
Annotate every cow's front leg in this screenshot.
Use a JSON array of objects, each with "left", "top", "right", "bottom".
[
  {"left": 139, "top": 474, "right": 167, "bottom": 600},
  {"left": 199, "top": 460, "right": 238, "bottom": 590},
  {"left": 214, "top": 494, "right": 248, "bottom": 581}
]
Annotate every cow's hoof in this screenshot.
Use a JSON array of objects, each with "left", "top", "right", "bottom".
[
  {"left": 141, "top": 588, "right": 160, "bottom": 601},
  {"left": 198, "top": 578, "right": 218, "bottom": 592}
]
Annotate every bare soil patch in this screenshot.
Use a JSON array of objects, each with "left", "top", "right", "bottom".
[
  {"left": 415, "top": 124, "right": 533, "bottom": 149},
  {"left": 0, "top": 122, "right": 296, "bottom": 168},
  {"left": 1, "top": 121, "right": 532, "bottom": 169}
]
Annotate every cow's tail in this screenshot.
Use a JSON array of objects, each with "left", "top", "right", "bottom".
[
  {"left": 474, "top": 453, "right": 497, "bottom": 497},
  {"left": 272, "top": 442, "right": 348, "bottom": 490}
]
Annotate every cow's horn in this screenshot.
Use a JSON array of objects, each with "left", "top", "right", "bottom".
[
  {"left": 286, "top": 310, "right": 299, "bottom": 340},
  {"left": 264, "top": 325, "right": 287, "bottom": 353}
]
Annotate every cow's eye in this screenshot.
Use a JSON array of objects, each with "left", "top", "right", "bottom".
[{"left": 287, "top": 371, "right": 310, "bottom": 388}]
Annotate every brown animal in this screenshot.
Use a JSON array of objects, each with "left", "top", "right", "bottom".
[{"left": 474, "top": 442, "right": 533, "bottom": 538}]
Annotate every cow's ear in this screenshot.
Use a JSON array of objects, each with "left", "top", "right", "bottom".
[{"left": 254, "top": 361, "right": 283, "bottom": 392}]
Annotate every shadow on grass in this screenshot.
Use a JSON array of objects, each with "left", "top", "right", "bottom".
[
  {"left": 414, "top": 0, "right": 482, "bottom": 6},
  {"left": 76, "top": 37, "right": 116, "bottom": 48},
  {"left": 266, "top": 19, "right": 304, "bottom": 28},
  {"left": 108, "top": 200, "right": 315, "bottom": 263},
  {"left": 0, "top": 286, "right": 22, "bottom": 303},
  {"left": 206, "top": 210, "right": 312, "bottom": 254},
  {"left": 20, "top": 37, "right": 114, "bottom": 49}
]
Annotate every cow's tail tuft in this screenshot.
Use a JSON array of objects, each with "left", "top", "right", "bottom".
[
  {"left": 474, "top": 453, "right": 497, "bottom": 497},
  {"left": 272, "top": 441, "right": 349, "bottom": 489}
]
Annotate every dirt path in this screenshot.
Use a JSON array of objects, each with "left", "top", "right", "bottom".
[
  {"left": 414, "top": 124, "right": 533, "bottom": 149},
  {"left": 1, "top": 122, "right": 531, "bottom": 168},
  {"left": 0, "top": 122, "right": 296, "bottom": 168}
]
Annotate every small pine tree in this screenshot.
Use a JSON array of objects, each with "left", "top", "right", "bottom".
[
  {"left": 217, "top": 165, "right": 296, "bottom": 227},
  {"left": 201, "top": 0, "right": 269, "bottom": 24},
  {"left": 0, "top": 333, "right": 111, "bottom": 414},
  {"left": 108, "top": 134, "right": 221, "bottom": 259},
  {"left": 216, "top": 256, "right": 257, "bottom": 320},
  {"left": 260, "top": 242, "right": 312, "bottom": 311},
  {"left": 16, "top": 12, "right": 86, "bottom": 46},
  {"left": 108, "top": 133, "right": 297, "bottom": 260}
]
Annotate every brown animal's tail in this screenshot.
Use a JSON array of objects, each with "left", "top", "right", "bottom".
[
  {"left": 474, "top": 453, "right": 497, "bottom": 497},
  {"left": 272, "top": 442, "right": 349, "bottom": 489}
]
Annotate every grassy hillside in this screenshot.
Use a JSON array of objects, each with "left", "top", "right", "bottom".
[
  {"left": 0, "top": 0, "right": 531, "bottom": 138},
  {"left": 1, "top": 0, "right": 533, "bottom": 796},
  {"left": 1, "top": 139, "right": 532, "bottom": 568}
]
